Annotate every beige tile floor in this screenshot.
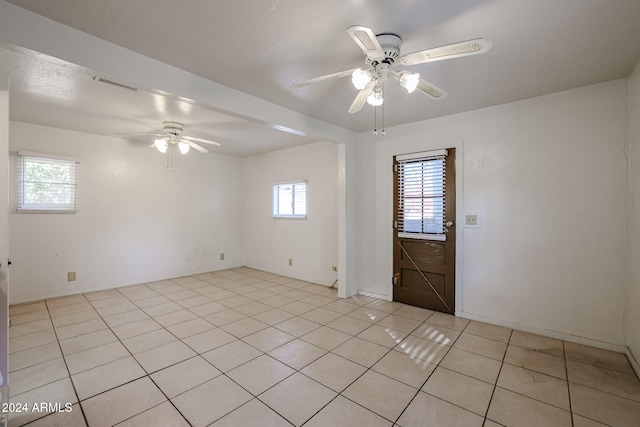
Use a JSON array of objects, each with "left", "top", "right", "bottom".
[{"left": 5, "top": 267, "right": 640, "bottom": 426}]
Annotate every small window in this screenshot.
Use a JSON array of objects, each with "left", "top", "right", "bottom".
[
  {"left": 15, "top": 152, "right": 78, "bottom": 213},
  {"left": 272, "top": 181, "right": 307, "bottom": 219},
  {"left": 396, "top": 150, "right": 447, "bottom": 236}
]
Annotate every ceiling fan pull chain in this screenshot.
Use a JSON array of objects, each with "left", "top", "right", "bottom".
[
  {"left": 166, "top": 144, "right": 175, "bottom": 171},
  {"left": 382, "top": 97, "right": 386, "bottom": 136}
]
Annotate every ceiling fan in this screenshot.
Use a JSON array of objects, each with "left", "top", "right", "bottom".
[
  {"left": 292, "top": 26, "right": 492, "bottom": 113},
  {"left": 116, "top": 121, "right": 221, "bottom": 154}
]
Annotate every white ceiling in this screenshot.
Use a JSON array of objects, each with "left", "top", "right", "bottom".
[
  {"left": 0, "top": 45, "right": 318, "bottom": 157},
  {"left": 2, "top": 0, "right": 640, "bottom": 156}
]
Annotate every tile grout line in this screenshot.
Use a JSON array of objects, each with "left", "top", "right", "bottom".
[
  {"left": 44, "top": 298, "right": 90, "bottom": 427},
  {"left": 390, "top": 315, "right": 495, "bottom": 424},
  {"left": 78, "top": 273, "right": 287, "bottom": 425},
  {"left": 212, "top": 300, "right": 383, "bottom": 425},
  {"left": 55, "top": 285, "right": 217, "bottom": 425},
  {"left": 199, "top": 294, "right": 399, "bottom": 425},
  {"left": 416, "top": 319, "right": 496, "bottom": 423},
  {"left": 13, "top": 269, "right": 639, "bottom": 426},
  {"left": 306, "top": 308, "right": 418, "bottom": 421},
  {"left": 13, "top": 302, "right": 484, "bottom": 426},
  {"left": 562, "top": 341, "right": 575, "bottom": 427},
  {"left": 9, "top": 273, "right": 316, "bottom": 426},
  {"left": 84, "top": 274, "right": 281, "bottom": 425},
  {"left": 88, "top": 287, "right": 195, "bottom": 427},
  {"left": 109, "top": 273, "right": 333, "bottom": 426},
  {"left": 392, "top": 310, "right": 455, "bottom": 425},
  {"left": 166, "top": 274, "right": 332, "bottom": 426},
  {"left": 481, "top": 327, "right": 513, "bottom": 426},
  {"left": 13, "top": 288, "right": 434, "bottom": 425}
]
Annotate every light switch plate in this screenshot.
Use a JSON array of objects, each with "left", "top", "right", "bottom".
[{"left": 464, "top": 212, "right": 481, "bottom": 228}]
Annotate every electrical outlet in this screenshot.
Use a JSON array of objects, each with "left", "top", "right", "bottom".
[
  {"left": 68, "top": 272, "right": 76, "bottom": 282},
  {"left": 288, "top": 258, "right": 293, "bottom": 267},
  {"left": 219, "top": 253, "right": 225, "bottom": 261}
]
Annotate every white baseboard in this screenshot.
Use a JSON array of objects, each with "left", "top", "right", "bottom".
[
  {"left": 459, "top": 311, "right": 628, "bottom": 354},
  {"left": 357, "top": 289, "right": 391, "bottom": 301},
  {"left": 627, "top": 348, "right": 640, "bottom": 378}
]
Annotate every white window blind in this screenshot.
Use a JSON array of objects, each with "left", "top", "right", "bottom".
[
  {"left": 397, "top": 150, "right": 447, "bottom": 236},
  {"left": 272, "top": 181, "right": 307, "bottom": 218},
  {"left": 15, "top": 152, "right": 78, "bottom": 212}
]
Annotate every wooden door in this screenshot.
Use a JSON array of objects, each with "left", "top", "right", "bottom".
[{"left": 393, "top": 148, "right": 456, "bottom": 313}]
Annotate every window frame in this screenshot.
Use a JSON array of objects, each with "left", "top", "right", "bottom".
[
  {"left": 395, "top": 149, "right": 448, "bottom": 240},
  {"left": 14, "top": 151, "right": 79, "bottom": 214},
  {"left": 272, "top": 180, "right": 307, "bottom": 220}
]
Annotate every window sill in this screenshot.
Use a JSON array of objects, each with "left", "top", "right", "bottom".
[
  {"left": 272, "top": 215, "right": 307, "bottom": 220},
  {"left": 17, "top": 209, "right": 78, "bottom": 214}
]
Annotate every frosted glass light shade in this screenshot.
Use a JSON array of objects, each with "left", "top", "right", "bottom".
[
  {"left": 351, "top": 68, "right": 372, "bottom": 90},
  {"left": 367, "top": 90, "right": 383, "bottom": 106},
  {"left": 178, "top": 141, "right": 190, "bottom": 154},
  {"left": 399, "top": 72, "right": 420, "bottom": 93}
]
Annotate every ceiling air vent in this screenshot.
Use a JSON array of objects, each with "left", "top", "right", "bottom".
[{"left": 92, "top": 76, "right": 139, "bottom": 92}]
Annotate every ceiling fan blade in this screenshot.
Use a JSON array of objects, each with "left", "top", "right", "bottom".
[
  {"left": 181, "top": 135, "right": 221, "bottom": 146},
  {"left": 416, "top": 78, "right": 448, "bottom": 99},
  {"left": 115, "top": 132, "right": 164, "bottom": 137},
  {"left": 348, "top": 81, "right": 375, "bottom": 114},
  {"left": 347, "top": 26, "right": 385, "bottom": 60},
  {"left": 291, "top": 68, "right": 358, "bottom": 88},
  {"left": 183, "top": 140, "right": 209, "bottom": 153},
  {"left": 399, "top": 38, "right": 492, "bottom": 66}
]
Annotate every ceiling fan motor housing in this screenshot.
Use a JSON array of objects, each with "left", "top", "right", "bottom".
[
  {"left": 366, "top": 33, "right": 402, "bottom": 65},
  {"left": 162, "top": 121, "right": 184, "bottom": 137}
]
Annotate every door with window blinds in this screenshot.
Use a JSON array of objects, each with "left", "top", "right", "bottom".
[{"left": 393, "top": 148, "right": 456, "bottom": 313}]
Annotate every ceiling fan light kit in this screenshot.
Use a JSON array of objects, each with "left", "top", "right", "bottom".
[
  {"left": 177, "top": 141, "right": 190, "bottom": 154},
  {"left": 116, "top": 121, "right": 221, "bottom": 169},
  {"left": 154, "top": 138, "right": 168, "bottom": 153},
  {"left": 367, "top": 85, "right": 384, "bottom": 106},
  {"left": 292, "top": 25, "right": 492, "bottom": 123},
  {"left": 396, "top": 71, "right": 420, "bottom": 93},
  {"left": 351, "top": 68, "right": 372, "bottom": 90}
]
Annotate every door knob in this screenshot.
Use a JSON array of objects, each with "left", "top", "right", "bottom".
[{"left": 445, "top": 221, "right": 454, "bottom": 227}]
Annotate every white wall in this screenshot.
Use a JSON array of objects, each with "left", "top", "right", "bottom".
[
  {"left": 627, "top": 63, "right": 640, "bottom": 371},
  {"left": 9, "top": 122, "right": 244, "bottom": 304},
  {"left": 243, "top": 142, "right": 338, "bottom": 286},
  {"left": 355, "top": 79, "right": 629, "bottom": 348},
  {"left": 7, "top": 78, "right": 636, "bottom": 355}
]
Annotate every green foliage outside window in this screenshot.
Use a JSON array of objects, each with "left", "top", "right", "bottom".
[{"left": 17, "top": 155, "right": 78, "bottom": 211}]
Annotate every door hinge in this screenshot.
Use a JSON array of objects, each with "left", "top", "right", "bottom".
[
  {"left": 393, "top": 220, "right": 398, "bottom": 229},
  {"left": 393, "top": 163, "right": 398, "bottom": 173}
]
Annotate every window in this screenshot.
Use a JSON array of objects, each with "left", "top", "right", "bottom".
[
  {"left": 396, "top": 150, "right": 447, "bottom": 236},
  {"left": 272, "top": 181, "right": 307, "bottom": 219},
  {"left": 15, "top": 152, "right": 78, "bottom": 212}
]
